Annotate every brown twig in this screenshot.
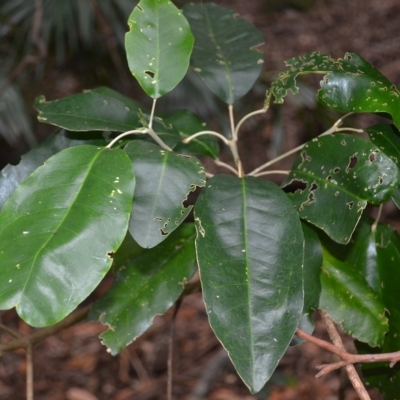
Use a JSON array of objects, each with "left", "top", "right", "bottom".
[
  {"left": 26, "top": 343, "right": 34, "bottom": 400},
  {"left": 0, "top": 304, "right": 91, "bottom": 356},
  {"left": 167, "top": 298, "right": 182, "bottom": 400},
  {"left": 0, "top": 323, "right": 23, "bottom": 339},
  {"left": 321, "top": 313, "right": 371, "bottom": 400}
]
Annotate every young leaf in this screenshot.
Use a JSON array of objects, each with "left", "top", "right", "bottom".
[
  {"left": 195, "top": 175, "right": 304, "bottom": 393},
  {"left": 90, "top": 223, "right": 197, "bottom": 355},
  {"left": 283, "top": 134, "right": 399, "bottom": 244},
  {"left": 125, "top": 0, "right": 194, "bottom": 98},
  {"left": 270, "top": 52, "right": 400, "bottom": 130},
  {"left": 183, "top": 3, "right": 264, "bottom": 104},
  {"left": 319, "top": 247, "right": 388, "bottom": 347},
  {"left": 354, "top": 224, "right": 400, "bottom": 397},
  {"left": 0, "top": 145, "right": 135, "bottom": 327},
  {"left": 164, "top": 110, "right": 219, "bottom": 158},
  {"left": 0, "top": 130, "right": 107, "bottom": 209},
  {"left": 35, "top": 87, "right": 144, "bottom": 132},
  {"left": 124, "top": 140, "right": 205, "bottom": 248}
]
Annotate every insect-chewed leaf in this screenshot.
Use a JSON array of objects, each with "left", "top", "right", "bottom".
[
  {"left": 0, "top": 145, "right": 135, "bottom": 327},
  {"left": 283, "top": 134, "right": 399, "bottom": 244},
  {"left": 270, "top": 52, "right": 400, "bottom": 130},
  {"left": 35, "top": 87, "right": 143, "bottom": 132},
  {"left": 195, "top": 175, "right": 304, "bottom": 393},
  {"left": 125, "top": 0, "right": 194, "bottom": 98},
  {"left": 125, "top": 140, "right": 205, "bottom": 248},
  {"left": 90, "top": 223, "right": 197, "bottom": 355},
  {"left": 183, "top": 3, "right": 264, "bottom": 104}
]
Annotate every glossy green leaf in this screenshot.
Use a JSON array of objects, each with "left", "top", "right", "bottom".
[
  {"left": 270, "top": 52, "right": 400, "bottom": 129},
  {"left": 354, "top": 224, "right": 400, "bottom": 397},
  {"left": 164, "top": 110, "right": 219, "bottom": 158},
  {"left": 35, "top": 87, "right": 143, "bottom": 132},
  {"left": 0, "top": 130, "right": 107, "bottom": 209},
  {"left": 283, "top": 134, "right": 399, "bottom": 244},
  {"left": 195, "top": 175, "right": 304, "bottom": 393},
  {"left": 125, "top": 0, "right": 194, "bottom": 98},
  {"left": 183, "top": 3, "right": 264, "bottom": 104},
  {"left": 0, "top": 145, "right": 135, "bottom": 327},
  {"left": 125, "top": 140, "right": 205, "bottom": 248},
  {"left": 319, "top": 247, "right": 388, "bottom": 347},
  {"left": 90, "top": 223, "right": 196, "bottom": 355}
]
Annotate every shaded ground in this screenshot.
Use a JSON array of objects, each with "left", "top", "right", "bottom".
[{"left": 1, "top": 0, "right": 400, "bottom": 399}]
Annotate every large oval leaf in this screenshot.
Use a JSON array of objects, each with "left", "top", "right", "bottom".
[
  {"left": 0, "top": 145, "right": 135, "bottom": 327},
  {"left": 90, "top": 223, "right": 197, "bottom": 355},
  {"left": 125, "top": 0, "right": 194, "bottom": 98},
  {"left": 194, "top": 175, "right": 304, "bottom": 393},
  {"left": 0, "top": 130, "right": 107, "bottom": 209},
  {"left": 319, "top": 247, "right": 388, "bottom": 347},
  {"left": 35, "top": 87, "right": 143, "bottom": 132},
  {"left": 283, "top": 134, "right": 399, "bottom": 244},
  {"left": 124, "top": 140, "right": 205, "bottom": 248},
  {"left": 183, "top": 3, "right": 264, "bottom": 104}
]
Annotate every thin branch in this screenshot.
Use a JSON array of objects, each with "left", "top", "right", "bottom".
[
  {"left": 371, "top": 204, "right": 383, "bottom": 233},
  {"left": 26, "top": 344, "right": 34, "bottom": 400},
  {"left": 149, "top": 99, "right": 157, "bottom": 130},
  {"left": 228, "top": 104, "right": 236, "bottom": 140},
  {"left": 214, "top": 159, "right": 239, "bottom": 176},
  {"left": 234, "top": 108, "right": 267, "bottom": 139},
  {"left": 106, "top": 129, "right": 148, "bottom": 148},
  {"left": 167, "top": 298, "right": 182, "bottom": 400},
  {"left": 147, "top": 126, "right": 173, "bottom": 151},
  {"left": 254, "top": 170, "right": 290, "bottom": 178},
  {"left": 322, "top": 313, "right": 371, "bottom": 400},
  {"left": 0, "top": 305, "right": 91, "bottom": 356},
  {"left": 0, "top": 323, "right": 22, "bottom": 339},
  {"left": 182, "top": 131, "right": 230, "bottom": 146}
]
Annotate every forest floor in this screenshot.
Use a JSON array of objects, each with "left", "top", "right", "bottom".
[{"left": 1, "top": 0, "right": 400, "bottom": 399}]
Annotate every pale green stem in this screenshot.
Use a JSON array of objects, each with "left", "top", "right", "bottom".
[
  {"left": 229, "top": 140, "right": 244, "bottom": 177},
  {"left": 106, "top": 129, "right": 148, "bottom": 148},
  {"left": 182, "top": 131, "right": 230, "bottom": 146},
  {"left": 234, "top": 107, "right": 268, "bottom": 139},
  {"left": 148, "top": 98, "right": 157, "bottom": 129},
  {"left": 371, "top": 204, "right": 383, "bottom": 233},
  {"left": 229, "top": 104, "right": 236, "bottom": 140},
  {"left": 147, "top": 126, "right": 173, "bottom": 151},
  {"left": 214, "top": 159, "right": 239, "bottom": 175},
  {"left": 254, "top": 170, "right": 290, "bottom": 178}
]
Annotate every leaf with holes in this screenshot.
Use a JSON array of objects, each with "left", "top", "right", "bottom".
[
  {"left": 35, "top": 87, "right": 144, "bottom": 132},
  {"left": 282, "top": 134, "right": 399, "bottom": 244},
  {"left": 125, "top": 0, "right": 194, "bottom": 98},
  {"left": 90, "top": 223, "right": 196, "bottom": 355},
  {"left": 353, "top": 223, "right": 400, "bottom": 398},
  {"left": 164, "top": 110, "right": 219, "bottom": 158},
  {"left": 270, "top": 53, "right": 400, "bottom": 130},
  {"left": 125, "top": 140, "right": 205, "bottom": 249},
  {"left": 0, "top": 130, "right": 107, "bottom": 209},
  {"left": 319, "top": 247, "right": 388, "bottom": 347},
  {"left": 183, "top": 3, "right": 264, "bottom": 104},
  {"left": 317, "top": 54, "right": 400, "bottom": 129},
  {"left": 0, "top": 146, "right": 135, "bottom": 327},
  {"left": 195, "top": 175, "right": 304, "bottom": 393}
]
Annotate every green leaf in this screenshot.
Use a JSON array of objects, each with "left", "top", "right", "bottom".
[
  {"left": 0, "top": 130, "right": 107, "bottom": 209},
  {"left": 125, "top": 0, "right": 194, "bottom": 98},
  {"left": 90, "top": 223, "right": 197, "bottom": 355},
  {"left": 270, "top": 52, "right": 400, "bottom": 129},
  {"left": 194, "top": 175, "right": 304, "bottom": 393},
  {"left": 124, "top": 140, "right": 205, "bottom": 248},
  {"left": 283, "top": 134, "right": 399, "bottom": 244},
  {"left": 0, "top": 145, "right": 135, "bottom": 327},
  {"left": 164, "top": 110, "right": 219, "bottom": 158},
  {"left": 35, "top": 87, "right": 144, "bottom": 132},
  {"left": 355, "top": 224, "right": 400, "bottom": 397},
  {"left": 183, "top": 3, "right": 264, "bottom": 104},
  {"left": 319, "top": 247, "right": 388, "bottom": 347}
]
